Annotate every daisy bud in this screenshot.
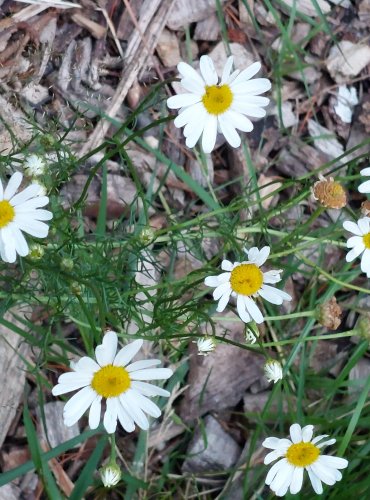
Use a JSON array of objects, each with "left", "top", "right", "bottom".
[
  {"left": 24, "top": 154, "right": 46, "bottom": 177},
  {"left": 139, "top": 226, "right": 156, "bottom": 245},
  {"left": 264, "top": 359, "right": 283, "bottom": 384},
  {"left": 316, "top": 297, "right": 342, "bottom": 330},
  {"left": 100, "top": 463, "right": 121, "bottom": 488},
  {"left": 28, "top": 243, "right": 45, "bottom": 261},
  {"left": 61, "top": 257, "right": 74, "bottom": 272},
  {"left": 356, "top": 315, "right": 370, "bottom": 341},
  {"left": 194, "top": 337, "right": 216, "bottom": 356},
  {"left": 245, "top": 327, "right": 258, "bottom": 344},
  {"left": 70, "top": 281, "right": 83, "bottom": 295},
  {"left": 312, "top": 175, "right": 347, "bottom": 209}
]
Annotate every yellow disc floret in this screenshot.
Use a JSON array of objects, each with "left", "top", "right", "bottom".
[
  {"left": 202, "top": 85, "right": 233, "bottom": 115},
  {"left": 91, "top": 365, "right": 131, "bottom": 398},
  {"left": 363, "top": 233, "right": 370, "bottom": 249},
  {"left": 0, "top": 200, "right": 15, "bottom": 229},
  {"left": 230, "top": 263, "right": 263, "bottom": 296},
  {"left": 286, "top": 442, "right": 320, "bottom": 467}
]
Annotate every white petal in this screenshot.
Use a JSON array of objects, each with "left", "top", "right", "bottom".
[
  {"left": 178, "top": 61, "right": 205, "bottom": 86},
  {"left": 199, "top": 55, "right": 218, "bottom": 86},
  {"left": 11, "top": 226, "right": 29, "bottom": 256},
  {"left": 358, "top": 217, "right": 370, "bottom": 234},
  {"left": 0, "top": 178, "right": 3, "bottom": 198},
  {"left": 14, "top": 218, "right": 49, "bottom": 238},
  {"left": 224, "top": 110, "right": 253, "bottom": 132},
  {"left": 128, "top": 389, "right": 161, "bottom": 418},
  {"left": 360, "top": 167, "right": 370, "bottom": 176},
  {"left": 346, "top": 235, "right": 363, "bottom": 248},
  {"left": 14, "top": 196, "right": 49, "bottom": 210},
  {"left": 290, "top": 423, "right": 302, "bottom": 443},
  {"left": 289, "top": 467, "right": 304, "bottom": 494},
  {"left": 270, "top": 462, "right": 294, "bottom": 494},
  {"left": 264, "top": 449, "right": 286, "bottom": 465},
  {"left": 52, "top": 379, "right": 90, "bottom": 396},
  {"left": 255, "top": 246, "right": 270, "bottom": 266},
  {"left": 361, "top": 248, "right": 370, "bottom": 273},
  {"left": 216, "top": 289, "right": 232, "bottom": 312},
  {"left": 244, "top": 296, "right": 264, "bottom": 324},
  {"left": 346, "top": 244, "right": 364, "bottom": 262},
  {"left": 307, "top": 466, "right": 323, "bottom": 494},
  {"left": 73, "top": 356, "right": 100, "bottom": 374},
  {"left": 167, "top": 93, "right": 201, "bottom": 109},
  {"left": 318, "top": 455, "right": 348, "bottom": 469},
  {"left": 262, "top": 437, "right": 292, "bottom": 450},
  {"left": 88, "top": 396, "right": 102, "bottom": 429},
  {"left": 230, "top": 62, "right": 261, "bottom": 85},
  {"left": 4, "top": 172, "right": 22, "bottom": 199},
  {"left": 265, "top": 458, "right": 288, "bottom": 486},
  {"left": 63, "top": 386, "right": 96, "bottom": 426},
  {"left": 9, "top": 184, "right": 41, "bottom": 205},
  {"left": 237, "top": 294, "right": 251, "bottom": 323},
  {"left": 218, "top": 114, "right": 241, "bottom": 148},
  {"left": 184, "top": 112, "right": 207, "bottom": 149},
  {"left": 310, "top": 461, "right": 337, "bottom": 485},
  {"left": 117, "top": 402, "right": 135, "bottom": 432},
  {"left": 129, "top": 367, "right": 173, "bottom": 381},
  {"left": 181, "top": 77, "right": 205, "bottom": 95},
  {"left": 95, "top": 330, "right": 118, "bottom": 366},
  {"left": 1, "top": 227, "right": 16, "bottom": 262},
  {"left": 174, "top": 102, "right": 204, "bottom": 128},
  {"left": 221, "top": 260, "right": 233, "bottom": 271},
  {"left": 247, "top": 246, "right": 259, "bottom": 262},
  {"left": 57, "top": 372, "right": 92, "bottom": 386},
  {"left": 201, "top": 114, "right": 218, "bottom": 153},
  {"left": 343, "top": 220, "right": 362, "bottom": 236},
  {"left": 213, "top": 282, "right": 232, "bottom": 300},
  {"left": 231, "top": 102, "right": 267, "bottom": 118},
  {"left": 113, "top": 339, "right": 143, "bottom": 367},
  {"left": 259, "top": 285, "right": 291, "bottom": 305},
  {"left": 204, "top": 275, "right": 221, "bottom": 287},
  {"left": 317, "top": 438, "right": 336, "bottom": 448},
  {"left": 131, "top": 380, "right": 170, "bottom": 398},
  {"left": 358, "top": 180, "right": 370, "bottom": 193},
  {"left": 263, "top": 270, "right": 282, "bottom": 284},
  {"left": 232, "top": 78, "right": 272, "bottom": 95},
  {"left": 119, "top": 392, "right": 149, "bottom": 430},
  {"left": 126, "top": 359, "right": 161, "bottom": 372},
  {"left": 104, "top": 397, "right": 119, "bottom": 434},
  {"left": 302, "top": 425, "right": 314, "bottom": 442},
  {"left": 311, "top": 434, "right": 329, "bottom": 445},
  {"left": 221, "top": 56, "right": 234, "bottom": 83}
]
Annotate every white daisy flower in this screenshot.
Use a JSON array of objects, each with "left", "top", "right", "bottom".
[
  {"left": 343, "top": 217, "right": 370, "bottom": 277},
  {"left": 24, "top": 154, "right": 46, "bottom": 176},
  {"left": 263, "top": 423, "right": 348, "bottom": 496},
  {"left": 100, "top": 463, "right": 121, "bottom": 487},
  {"left": 0, "top": 171, "right": 52, "bottom": 263},
  {"left": 204, "top": 246, "right": 292, "bottom": 324},
  {"left": 52, "top": 331, "right": 173, "bottom": 434},
  {"left": 358, "top": 167, "right": 370, "bottom": 194},
  {"left": 167, "top": 55, "right": 271, "bottom": 153},
  {"left": 195, "top": 337, "right": 216, "bottom": 356},
  {"left": 264, "top": 359, "right": 283, "bottom": 384}
]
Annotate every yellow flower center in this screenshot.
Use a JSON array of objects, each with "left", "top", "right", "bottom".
[
  {"left": 286, "top": 442, "right": 320, "bottom": 467},
  {"left": 202, "top": 85, "right": 233, "bottom": 115},
  {"left": 363, "top": 233, "right": 370, "bottom": 249},
  {"left": 0, "top": 200, "right": 15, "bottom": 229},
  {"left": 230, "top": 263, "right": 263, "bottom": 295},
  {"left": 91, "top": 365, "right": 131, "bottom": 398}
]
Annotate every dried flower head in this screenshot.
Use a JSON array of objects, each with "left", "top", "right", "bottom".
[
  {"left": 361, "top": 200, "right": 370, "bottom": 217},
  {"left": 316, "top": 297, "right": 342, "bottom": 330},
  {"left": 195, "top": 337, "right": 216, "bottom": 356},
  {"left": 312, "top": 175, "right": 347, "bottom": 209}
]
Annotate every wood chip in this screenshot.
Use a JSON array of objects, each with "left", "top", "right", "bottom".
[
  {"left": 281, "top": 0, "right": 331, "bottom": 16},
  {"left": 71, "top": 12, "right": 106, "bottom": 39},
  {"left": 167, "top": 0, "right": 227, "bottom": 30},
  {"left": 0, "top": 307, "right": 31, "bottom": 447},
  {"left": 307, "top": 119, "right": 344, "bottom": 162},
  {"left": 156, "top": 28, "right": 181, "bottom": 67},
  {"left": 326, "top": 41, "right": 370, "bottom": 82},
  {"left": 194, "top": 13, "right": 220, "bottom": 41}
]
